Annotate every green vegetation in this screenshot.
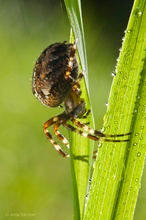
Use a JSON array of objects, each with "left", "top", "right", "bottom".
[
  {"left": 0, "top": 1, "right": 146, "bottom": 220},
  {"left": 64, "top": 0, "right": 146, "bottom": 219}
]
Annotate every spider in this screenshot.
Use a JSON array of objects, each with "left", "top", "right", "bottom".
[{"left": 32, "top": 40, "right": 130, "bottom": 158}]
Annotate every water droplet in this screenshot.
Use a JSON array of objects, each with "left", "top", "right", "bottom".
[
  {"left": 105, "top": 102, "right": 108, "bottom": 107},
  {"left": 111, "top": 71, "right": 116, "bottom": 77},
  {"left": 126, "top": 29, "right": 132, "bottom": 34},
  {"left": 85, "top": 194, "right": 89, "bottom": 198},
  {"left": 138, "top": 11, "right": 142, "bottom": 17},
  {"left": 122, "top": 37, "right": 125, "bottom": 43},
  {"left": 137, "top": 152, "right": 141, "bottom": 157},
  {"left": 98, "top": 142, "right": 102, "bottom": 148},
  {"left": 133, "top": 8, "right": 142, "bottom": 17},
  {"left": 88, "top": 179, "right": 92, "bottom": 183},
  {"left": 113, "top": 174, "right": 116, "bottom": 180}
]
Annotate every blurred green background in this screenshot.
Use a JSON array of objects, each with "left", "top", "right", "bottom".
[{"left": 0, "top": 0, "right": 146, "bottom": 219}]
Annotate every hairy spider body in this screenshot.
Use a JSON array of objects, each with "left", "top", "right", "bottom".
[
  {"left": 32, "top": 41, "right": 130, "bottom": 158},
  {"left": 32, "top": 42, "right": 78, "bottom": 108}
]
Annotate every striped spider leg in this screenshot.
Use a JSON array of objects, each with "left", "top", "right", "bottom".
[
  {"left": 43, "top": 112, "right": 70, "bottom": 158},
  {"left": 43, "top": 102, "right": 130, "bottom": 158}
]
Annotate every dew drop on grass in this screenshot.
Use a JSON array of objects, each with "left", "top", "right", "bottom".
[
  {"left": 123, "top": 75, "right": 127, "bottom": 80},
  {"left": 126, "top": 29, "right": 132, "bottom": 34},
  {"left": 138, "top": 11, "right": 142, "bottom": 17},
  {"left": 98, "top": 142, "right": 102, "bottom": 148},
  {"left": 101, "top": 126, "right": 105, "bottom": 132},
  {"left": 105, "top": 102, "right": 108, "bottom": 107},
  {"left": 111, "top": 71, "right": 116, "bottom": 77},
  {"left": 137, "top": 152, "right": 141, "bottom": 157},
  {"left": 133, "top": 8, "right": 142, "bottom": 17},
  {"left": 135, "top": 178, "right": 139, "bottom": 182}
]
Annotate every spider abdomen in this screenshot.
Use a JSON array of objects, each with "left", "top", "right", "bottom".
[{"left": 32, "top": 42, "right": 78, "bottom": 107}]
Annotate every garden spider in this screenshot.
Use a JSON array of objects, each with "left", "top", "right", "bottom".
[{"left": 32, "top": 40, "right": 130, "bottom": 158}]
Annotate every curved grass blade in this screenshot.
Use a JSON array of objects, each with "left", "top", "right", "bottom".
[
  {"left": 84, "top": 0, "right": 146, "bottom": 219},
  {"left": 64, "top": 0, "right": 94, "bottom": 219}
]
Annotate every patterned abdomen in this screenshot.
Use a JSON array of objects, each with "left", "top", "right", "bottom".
[{"left": 32, "top": 42, "right": 78, "bottom": 107}]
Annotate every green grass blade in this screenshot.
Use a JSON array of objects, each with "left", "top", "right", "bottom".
[
  {"left": 84, "top": 0, "right": 146, "bottom": 219},
  {"left": 64, "top": 0, "right": 94, "bottom": 220}
]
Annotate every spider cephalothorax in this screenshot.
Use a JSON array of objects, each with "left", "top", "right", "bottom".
[{"left": 32, "top": 41, "right": 129, "bottom": 157}]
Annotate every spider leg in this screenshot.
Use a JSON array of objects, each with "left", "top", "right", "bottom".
[
  {"left": 65, "top": 41, "right": 77, "bottom": 81},
  {"left": 75, "top": 72, "right": 84, "bottom": 83},
  {"left": 72, "top": 118, "right": 131, "bottom": 139},
  {"left": 63, "top": 120, "right": 130, "bottom": 142},
  {"left": 72, "top": 73, "right": 84, "bottom": 96},
  {"left": 64, "top": 102, "right": 130, "bottom": 141},
  {"left": 64, "top": 40, "right": 85, "bottom": 90},
  {"left": 62, "top": 121, "right": 101, "bottom": 141},
  {"left": 43, "top": 112, "right": 69, "bottom": 158},
  {"left": 82, "top": 109, "right": 91, "bottom": 119},
  {"left": 54, "top": 121, "right": 70, "bottom": 149}
]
